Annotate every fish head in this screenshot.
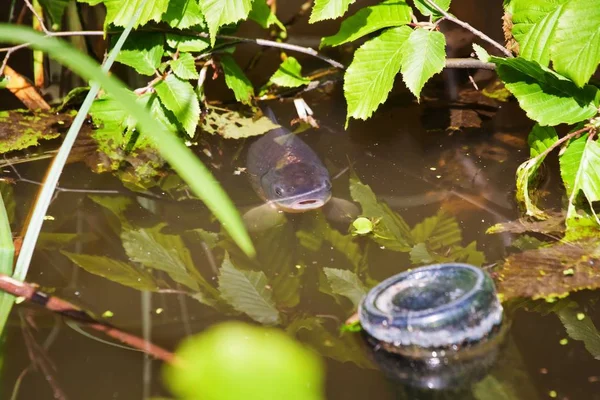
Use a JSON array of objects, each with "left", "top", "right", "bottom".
[{"left": 261, "top": 162, "right": 332, "bottom": 212}]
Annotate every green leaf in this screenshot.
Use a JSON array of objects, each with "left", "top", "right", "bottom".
[
  {"left": 162, "top": 0, "right": 205, "bottom": 29},
  {"left": 349, "top": 173, "right": 413, "bottom": 251},
  {"left": 154, "top": 74, "right": 200, "bottom": 137},
  {"left": 201, "top": 107, "right": 279, "bottom": 139},
  {"left": 511, "top": 0, "right": 568, "bottom": 65},
  {"left": 218, "top": 256, "right": 281, "bottom": 325},
  {"left": 351, "top": 217, "right": 373, "bottom": 235},
  {"left": 472, "top": 43, "right": 490, "bottom": 62},
  {"left": 78, "top": 0, "right": 169, "bottom": 28},
  {"left": 309, "top": 0, "right": 355, "bottom": 23},
  {"left": 491, "top": 56, "right": 599, "bottom": 126},
  {"left": 320, "top": 0, "right": 411, "bottom": 48},
  {"left": 62, "top": 251, "right": 159, "bottom": 291},
  {"left": 166, "top": 33, "right": 210, "bottom": 52},
  {"left": 344, "top": 26, "right": 411, "bottom": 124},
  {"left": 164, "top": 322, "right": 325, "bottom": 400},
  {"left": 551, "top": 0, "right": 600, "bottom": 87},
  {"left": 170, "top": 52, "right": 199, "bottom": 80},
  {"left": 516, "top": 124, "right": 558, "bottom": 218},
  {"left": 559, "top": 133, "right": 600, "bottom": 228},
  {"left": 200, "top": 0, "right": 253, "bottom": 47},
  {"left": 410, "top": 210, "right": 461, "bottom": 250},
  {"left": 39, "top": 0, "right": 70, "bottom": 27},
  {"left": 400, "top": 29, "right": 446, "bottom": 99},
  {"left": 412, "top": 0, "right": 451, "bottom": 20},
  {"left": 410, "top": 242, "right": 435, "bottom": 264},
  {"left": 323, "top": 268, "right": 367, "bottom": 307},
  {"left": 557, "top": 303, "right": 600, "bottom": 360},
  {"left": 220, "top": 54, "right": 254, "bottom": 104},
  {"left": 249, "top": 0, "right": 285, "bottom": 30},
  {"left": 113, "top": 32, "right": 164, "bottom": 76},
  {"left": 268, "top": 57, "right": 311, "bottom": 88}
]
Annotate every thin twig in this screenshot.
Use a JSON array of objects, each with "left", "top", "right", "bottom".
[
  {"left": 0, "top": 274, "right": 178, "bottom": 364},
  {"left": 23, "top": 0, "right": 49, "bottom": 34},
  {"left": 445, "top": 58, "right": 495, "bottom": 70},
  {"left": 423, "top": 0, "right": 513, "bottom": 58}
]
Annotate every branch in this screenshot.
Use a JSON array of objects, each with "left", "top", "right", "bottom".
[
  {"left": 423, "top": 0, "right": 513, "bottom": 58},
  {"left": 445, "top": 58, "right": 495, "bottom": 70},
  {"left": 0, "top": 274, "right": 178, "bottom": 364}
]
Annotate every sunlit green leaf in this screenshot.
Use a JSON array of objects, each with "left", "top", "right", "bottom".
[
  {"left": 218, "top": 256, "right": 281, "bottom": 325},
  {"left": 344, "top": 26, "right": 411, "bottom": 124},
  {"left": 491, "top": 56, "right": 599, "bottom": 126},
  {"left": 170, "top": 52, "right": 199, "bottom": 80},
  {"left": 323, "top": 268, "right": 367, "bottom": 307},
  {"left": 249, "top": 0, "right": 285, "bottom": 30},
  {"left": 551, "top": 0, "right": 600, "bottom": 87},
  {"left": 200, "top": 0, "right": 253, "bottom": 46},
  {"left": 166, "top": 33, "right": 210, "bottom": 52},
  {"left": 309, "top": 0, "right": 355, "bottom": 23},
  {"left": 472, "top": 43, "right": 490, "bottom": 63},
  {"left": 511, "top": 0, "right": 567, "bottom": 65},
  {"left": 78, "top": 0, "right": 169, "bottom": 28},
  {"left": 268, "top": 57, "right": 311, "bottom": 88},
  {"left": 154, "top": 74, "right": 200, "bottom": 137},
  {"left": 320, "top": 0, "right": 411, "bottom": 48},
  {"left": 62, "top": 251, "right": 159, "bottom": 291},
  {"left": 557, "top": 302, "right": 600, "bottom": 360},
  {"left": 412, "top": 0, "right": 451, "bottom": 20},
  {"left": 559, "top": 133, "right": 600, "bottom": 228},
  {"left": 164, "top": 322, "right": 325, "bottom": 400},
  {"left": 220, "top": 54, "right": 254, "bottom": 104},
  {"left": 201, "top": 107, "right": 279, "bottom": 139},
  {"left": 516, "top": 124, "right": 558, "bottom": 218},
  {"left": 400, "top": 29, "right": 446, "bottom": 99},
  {"left": 162, "top": 0, "right": 205, "bottom": 29}
]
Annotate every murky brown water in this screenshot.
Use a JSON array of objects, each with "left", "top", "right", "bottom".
[{"left": 1, "top": 1, "right": 600, "bottom": 399}]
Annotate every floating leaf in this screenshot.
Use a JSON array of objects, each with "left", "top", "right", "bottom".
[
  {"left": 220, "top": 54, "right": 254, "bottom": 104},
  {"left": 154, "top": 74, "right": 200, "bottom": 137},
  {"left": 166, "top": 33, "right": 210, "bottom": 52},
  {"left": 62, "top": 251, "right": 158, "bottom": 291},
  {"left": 268, "top": 57, "right": 311, "bottom": 88},
  {"left": 491, "top": 56, "right": 599, "bottom": 126},
  {"left": 495, "top": 238, "right": 600, "bottom": 301},
  {"left": 323, "top": 268, "right": 367, "bottom": 307},
  {"left": 320, "top": 0, "right": 411, "bottom": 47},
  {"left": 164, "top": 322, "right": 325, "bottom": 400},
  {"left": 200, "top": 0, "right": 253, "bottom": 46},
  {"left": 412, "top": 0, "right": 451, "bottom": 20},
  {"left": 79, "top": 0, "right": 170, "bottom": 28},
  {"left": 249, "top": 0, "right": 285, "bottom": 30},
  {"left": 551, "top": 0, "right": 600, "bottom": 87},
  {"left": 170, "top": 52, "right": 199, "bottom": 80},
  {"left": 309, "top": 0, "right": 355, "bottom": 23},
  {"left": 557, "top": 302, "right": 600, "bottom": 360},
  {"left": 516, "top": 124, "right": 558, "bottom": 218},
  {"left": 218, "top": 256, "right": 281, "bottom": 325},
  {"left": 162, "top": 0, "right": 205, "bottom": 29},
  {"left": 351, "top": 217, "right": 373, "bottom": 235},
  {"left": 344, "top": 26, "right": 411, "bottom": 124},
  {"left": 559, "top": 133, "right": 600, "bottom": 229},
  {"left": 400, "top": 29, "right": 446, "bottom": 99},
  {"left": 201, "top": 107, "right": 278, "bottom": 139}
]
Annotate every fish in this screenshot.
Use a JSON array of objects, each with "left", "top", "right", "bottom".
[{"left": 243, "top": 107, "right": 357, "bottom": 231}]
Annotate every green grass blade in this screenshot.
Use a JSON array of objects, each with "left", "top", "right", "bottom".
[
  {"left": 0, "top": 192, "right": 15, "bottom": 332},
  {"left": 0, "top": 25, "right": 255, "bottom": 259}
]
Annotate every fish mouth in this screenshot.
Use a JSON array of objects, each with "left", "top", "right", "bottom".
[{"left": 275, "top": 198, "right": 327, "bottom": 212}]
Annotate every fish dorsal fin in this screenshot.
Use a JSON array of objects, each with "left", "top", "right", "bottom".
[{"left": 261, "top": 105, "right": 279, "bottom": 124}]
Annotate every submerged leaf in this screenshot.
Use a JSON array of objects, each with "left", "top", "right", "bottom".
[
  {"left": 495, "top": 238, "right": 600, "bottom": 301},
  {"left": 164, "top": 322, "right": 325, "bottom": 400},
  {"left": 201, "top": 107, "right": 278, "bottom": 139},
  {"left": 344, "top": 26, "right": 411, "bottom": 124},
  {"left": 62, "top": 251, "right": 158, "bottom": 291},
  {"left": 320, "top": 0, "right": 411, "bottom": 48},
  {"left": 323, "top": 268, "right": 367, "bottom": 307},
  {"left": 218, "top": 256, "right": 281, "bottom": 325},
  {"left": 557, "top": 302, "right": 600, "bottom": 360}
]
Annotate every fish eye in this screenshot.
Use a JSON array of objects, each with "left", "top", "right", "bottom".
[{"left": 274, "top": 186, "right": 284, "bottom": 197}]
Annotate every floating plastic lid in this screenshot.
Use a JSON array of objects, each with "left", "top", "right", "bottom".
[{"left": 359, "top": 263, "right": 503, "bottom": 350}]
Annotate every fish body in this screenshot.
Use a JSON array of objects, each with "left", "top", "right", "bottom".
[{"left": 246, "top": 109, "right": 332, "bottom": 213}]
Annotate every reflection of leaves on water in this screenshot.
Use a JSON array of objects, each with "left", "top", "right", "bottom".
[
  {"left": 323, "top": 268, "right": 367, "bottom": 308},
  {"left": 38, "top": 233, "right": 95, "bottom": 250},
  {"left": 556, "top": 301, "right": 600, "bottom": 360},
  {"left": 62, "top": 251, "right": 158, "bottom": 291},
  {"left": 287, "top": 316, "right": 374, "bottom": 369},
  {"left": 495, "top": 238, "right": 600, "bottom": 301},
  {"left": 88, "top": 195, "right": 135, "bottom": 232},
  {"left": 218, "top": 255, "right": 281, "bottom": 325},
  {"left": 121, "top": 223, "right": 220, "bottom": 306}
]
